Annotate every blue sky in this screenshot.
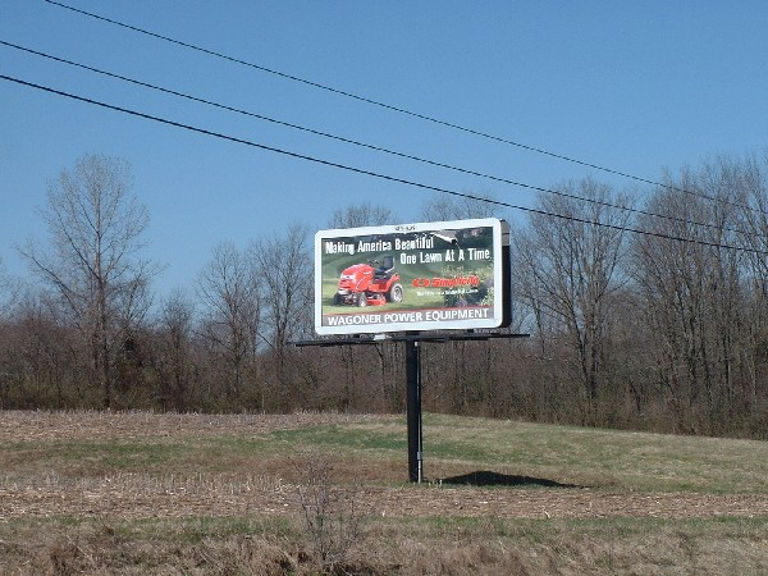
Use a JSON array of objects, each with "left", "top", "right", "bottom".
[{"left": 2, "top": 1, "right": 767, "bottom": 300}]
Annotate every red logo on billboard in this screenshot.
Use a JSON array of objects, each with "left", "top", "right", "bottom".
[{"left": 412, "top": 276, "right": 481, "bottom": 289}]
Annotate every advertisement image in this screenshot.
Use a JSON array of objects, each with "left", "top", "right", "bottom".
[{"left": 314, "top": 218, "right": 509, "bottom": 335}]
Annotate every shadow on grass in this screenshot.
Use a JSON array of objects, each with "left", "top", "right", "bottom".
[{"left": 440, "top": 470, "right": 582, "bottom": 488}]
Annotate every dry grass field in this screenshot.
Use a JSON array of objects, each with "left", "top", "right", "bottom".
[{"left": 2, "top": 410, "right": 768, "bottom": 574}]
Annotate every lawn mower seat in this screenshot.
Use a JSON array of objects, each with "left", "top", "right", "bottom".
[{"left": 375, "top": 256, "right": 395, "bottom": 279}]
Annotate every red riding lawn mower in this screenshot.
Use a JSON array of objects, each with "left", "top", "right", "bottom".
[{"left": 333, "top": 255, "right": 404, "bottom": 307}]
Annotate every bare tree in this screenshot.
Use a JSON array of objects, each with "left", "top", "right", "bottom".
[
  {"left": 250, "top": 224, "right": 313, "bottom": 353},
  {"left": 631, "top": 160, "right": 750, "bottom": 433},
  {"left": 154, "top": 288, "right": 195, "bottom": 411},
  {"left": 0, "top": 258, "right": 20, "bottom": 320},
  {"left": 513, "top": 178, "right": 633, "bottom": 425},
  {"left": 197, "top": 241, "right": 261, "bottom": 406},
  {"left": 734, "top": 154, "right": 768, "bottom": 421},
  {"left": 249, "top": 225, "right": 313, "bottom": 409},
  {"left": 19, "top": 154, "right": 154, "bottom": 408},
  {"left": 328, "top": 203, "right": 393, "bottom": 228},
  {"left": 420, "top": 190, "right": 501, "bottom": 221}
]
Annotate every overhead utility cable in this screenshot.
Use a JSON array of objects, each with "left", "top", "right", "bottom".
[
  {"left": 1, "top": 39, "right": 755, "bottom": 241},
  {"left": 1, "top": 73, "right": 764, "bottom": 256},
  {"left": 42, "top": 0, "right": 758, "bottom": 216}
]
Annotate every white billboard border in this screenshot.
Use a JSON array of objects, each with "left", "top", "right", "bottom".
[{"left": 314, "top": 217, "right": 509, "bottom": 336}]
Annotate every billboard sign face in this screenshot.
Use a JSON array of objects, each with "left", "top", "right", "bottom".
[{"left": 314, "top": 218, "right": 509, "bottom": 335}]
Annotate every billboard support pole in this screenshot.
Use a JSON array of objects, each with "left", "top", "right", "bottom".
[
  {"left": 405, "top": 334, "right": 423, "bottom": 483},
  {"left": 294, "top": 332, "right": 529, "bottom": 483}
]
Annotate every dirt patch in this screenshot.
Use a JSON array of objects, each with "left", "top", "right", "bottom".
[
  {"left": 3, "top": 476, "right": 768, "bottom": 521},
  {"left": 0, "top": 410, "right": 389, "bottom": 441}
]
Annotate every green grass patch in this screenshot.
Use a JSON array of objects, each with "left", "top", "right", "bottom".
[
  {"left": 419, "top": 413, "right": 768, "bottom": 493},
  {"left": 269, "top": 424, "right": 407, "bottom": 452}
]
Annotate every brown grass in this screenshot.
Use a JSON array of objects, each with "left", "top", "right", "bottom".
[{"left": 2, "top": 410, "right": 768, "bottom": 575}]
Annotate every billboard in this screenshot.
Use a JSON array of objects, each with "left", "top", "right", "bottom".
[{"left": 314, "top": 218, "right": 510, "bottom": 335}]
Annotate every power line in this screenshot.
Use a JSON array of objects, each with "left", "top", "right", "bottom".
[
  {"left": 1, "top": 72, "right": 764, "bottom": 256},
  {"left": 1, "top": 39, "right": 757, "bottom": 242},
  {"left": 42, "top": 0, "right": 760, "bottom": 216}
]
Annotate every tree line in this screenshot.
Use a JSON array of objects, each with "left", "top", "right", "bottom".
[{"left": 2, "top": 152, "right": 768, "bottom": 439}]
